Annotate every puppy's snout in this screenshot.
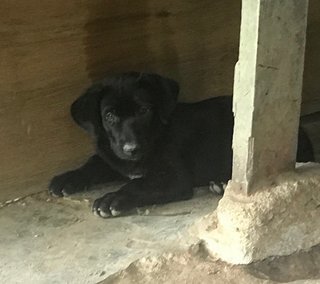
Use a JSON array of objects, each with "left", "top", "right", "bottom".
[{"left": 123, "top": 143, "right": 139, "bottom": 156}]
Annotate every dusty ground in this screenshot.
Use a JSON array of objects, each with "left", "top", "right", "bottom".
[
  {"left": 0, "top": 185, "right": 218, "bottom": 284},
  {"left": 1, "top": 184, "right": 320, "bottom": 284},
  {"left": 103, "top": 243, "right": 320, "bottom": 284}
]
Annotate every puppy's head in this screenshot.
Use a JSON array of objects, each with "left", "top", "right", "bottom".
[{"left": 71, "top": 72, "right": 179, "bottom": 161}]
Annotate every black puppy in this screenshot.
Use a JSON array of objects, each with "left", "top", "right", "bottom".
[{"left": 49, "top": 72, "right": 314, "bottom": 217}]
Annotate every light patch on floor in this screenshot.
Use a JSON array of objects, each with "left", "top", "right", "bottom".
[{"left": 0, "top": 185, "right": 219, "bottom": 284}]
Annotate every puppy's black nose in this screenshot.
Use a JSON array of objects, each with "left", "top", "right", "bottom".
[{"left": 123, "top": 143, "right": 139, "bottom": 156}]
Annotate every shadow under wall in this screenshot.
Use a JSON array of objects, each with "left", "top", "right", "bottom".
[{"left": 302, "top": 0, "right": 320, "bottom": 112}]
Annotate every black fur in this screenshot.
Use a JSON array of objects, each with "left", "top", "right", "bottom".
[{"left": 49, "top": 72, "right": 314, "bottom": 218}]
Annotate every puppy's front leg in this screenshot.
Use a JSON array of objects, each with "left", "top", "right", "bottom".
[
  {"left": 92, "top": 166, "right": 193, "bottom": 218},
  {"left": 49, "top": 155, "right": 122, "bottom": 197}
]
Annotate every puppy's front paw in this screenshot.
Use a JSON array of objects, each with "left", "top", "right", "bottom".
[
  {"left": 49, "top": 170, "right": 88, "bottom": 197},
  {"left": 209, "top": 181, "right": 226, "bottom": 195},
  {"left": 92, "top": 193, "right": 133, "bottom": 218}
]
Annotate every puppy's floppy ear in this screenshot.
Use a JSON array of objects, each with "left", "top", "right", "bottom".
[
  {"left": 70, "top": 84, "right": 105, "bottom": 136},
  {"left": 139, "top": 73, "right": 179, "bottom": 124}
]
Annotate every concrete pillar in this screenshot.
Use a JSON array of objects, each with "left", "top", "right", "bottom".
[
  {"left": 192, "top": 0, "right": 320, "bottom": 265},
  {"left": 232, "top": 0, "right": 309, "bottom": 194}
]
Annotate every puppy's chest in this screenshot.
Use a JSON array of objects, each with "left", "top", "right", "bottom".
[
  {"left": 128, "top": 172, "right": 144, "bottom": 179},
  {"left": 114, "top": 159, "right": 147, "bottom": 180},
  {"left": 125, "top": 166, "right": 146, "bottom": 180}
]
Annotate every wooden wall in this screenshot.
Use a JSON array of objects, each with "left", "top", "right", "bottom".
[{"left": 0, "top": 0, "right": 319, "bottom": 201}]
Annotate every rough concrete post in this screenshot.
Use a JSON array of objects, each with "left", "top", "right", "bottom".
[
  {"left": 232, "top": 0, "right": 309, "bottom": 194},
  {"left": 193, "top": 1, "right": 318, "bottom": 264}
]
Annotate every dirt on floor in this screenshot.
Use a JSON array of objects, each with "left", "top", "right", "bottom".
[
  {"left": 102, "top": 243, "right": 320, "bottom": 284},
  {"left": 0, "top": 185, "right": 219, "bottom": 284},
  {"left": 1, "top": 188, "right": 320, "bottom": 284},
  {"left": 1, "top": 183, "right": 320, "bottom": 284}
]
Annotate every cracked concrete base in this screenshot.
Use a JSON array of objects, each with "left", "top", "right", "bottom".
[
  {"left": 192, "top": 163, "right": 320, "bottom": 264},
  {"left": 0, "top": 185, "right": 219, "bottom": 284}
]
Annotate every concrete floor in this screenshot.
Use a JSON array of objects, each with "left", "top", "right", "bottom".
[
  {"left": 1, "top": 118, "right": 319, "bottom": 284},
  {"left": 1, "top": 184, "right": 320, "bottom": 284},
  {"left": 0, "top": 185, "right": 218, "bottom": 284}
]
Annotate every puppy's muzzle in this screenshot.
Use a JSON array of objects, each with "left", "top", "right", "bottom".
[{"left": 122, "top": 142, "right": 140, "bottom": 158}]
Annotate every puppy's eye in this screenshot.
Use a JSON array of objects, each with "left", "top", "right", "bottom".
[
  {"left": 138, "top": 106, "right": 151, "bottom": 115},
  {"left": 104, "top": 111, "right": 118, "bottom": 124},
  {"left": 105, "top": 111, "right": 114, "bottom": 119}
]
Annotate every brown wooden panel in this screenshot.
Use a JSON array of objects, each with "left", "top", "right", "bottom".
[
  {"left": 0, "top": 0, "right": 319, "bottom": 201},
  {"left": 83, "top": 0, "right": 241, "bottom": 100},
  {"left": 0, "top": 0, "right": 241, "bottom": 202}
]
